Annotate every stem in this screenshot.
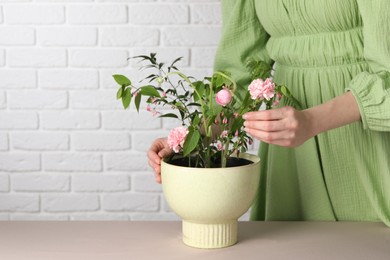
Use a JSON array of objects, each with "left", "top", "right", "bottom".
[{"left": 164, "top": 71, "right": 209, "bottom": 138}]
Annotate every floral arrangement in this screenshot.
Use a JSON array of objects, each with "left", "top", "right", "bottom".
[{"left": 114, "top": 53, "right": 299, "bottom": 168}]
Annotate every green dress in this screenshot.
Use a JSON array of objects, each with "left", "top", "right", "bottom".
[{"left": 214, "top": 0, "right": 390, "bottom": 226}]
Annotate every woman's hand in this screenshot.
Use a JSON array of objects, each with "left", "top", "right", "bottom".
[
  {"left": 242, "top": 92, "right": 362, "bottom": 147},
  {"left": 147, "top": 138, "right": 173, "bottom": 184},
  {"left": 243, "top": 106, "right": 315, "bottom": 147}
]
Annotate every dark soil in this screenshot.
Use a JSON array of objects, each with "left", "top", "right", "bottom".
[{"left": 167, "top": 156, "right": 253, "bottom": 168}]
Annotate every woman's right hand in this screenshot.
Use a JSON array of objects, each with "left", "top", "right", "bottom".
[{"left": 147, "top": 138, "right": 173, "bottom": 184}]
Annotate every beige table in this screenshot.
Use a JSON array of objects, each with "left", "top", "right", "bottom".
[{"left": 0, "top": 221, "right": 389, "bottom": 260}]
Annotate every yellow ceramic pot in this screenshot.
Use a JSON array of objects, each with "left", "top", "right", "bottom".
[{"left": 161, "top": 153, "right": 260, "bottom": 249}]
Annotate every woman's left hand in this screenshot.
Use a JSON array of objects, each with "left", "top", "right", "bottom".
[{"left": 243, "top": 106, "right": 315, "bottom": 147}]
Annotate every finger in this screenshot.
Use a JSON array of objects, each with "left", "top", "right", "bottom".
[
  {"left": 155, "top": 175, "right": 162, "bottom": 184},
  {"left": 147, "top": 149, "right": 162, "bottom": 165},
  {"left": 243, "top": 110, "right": 282, "bottom": 121},
  {"left": 245, "top": 128, "right": 292, "bottom": 143},
  {"left": 158, "top": 148, "right": 172, "bottom": 159},
  {"left": 243, "top": 107, "right": 293, "bottom": 121},
  {"left": 244, "top": 118, "right": 286, "bottom": 132}
]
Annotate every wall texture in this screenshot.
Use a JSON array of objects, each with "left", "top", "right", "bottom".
[{"left": 0, "top": 0, "right": 257, "bottom": 221}]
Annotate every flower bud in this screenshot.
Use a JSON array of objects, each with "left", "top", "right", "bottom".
[{"left": 215, "top": 88, "right": 232, "bottom": 106}]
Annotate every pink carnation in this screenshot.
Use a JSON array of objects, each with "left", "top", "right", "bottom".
[
  {"left": 248, "top": 78, "right": 275, "bottom": 101},
  {"left": 215, "top": 88, "right": 232, "bottom": 106},
  {"left": 167, "top": 126, "right": 188, "bottom": 153}
]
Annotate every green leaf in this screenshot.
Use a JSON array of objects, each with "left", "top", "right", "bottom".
[
  {"left": 116, "top": 86, "right": 124, "bottom": 99},
  {"left": 135, "top": 93, "right": 142, "bottom": 112},
  {"left": 140, "top": 85, "right": 161, "bottom": 98},
  {"left": 113, "top": 75, "right": 131, "bottom": 87},
  {"left": 122, "top": 88, "right": 132, "bottom": 109},
  {"left": 231, "top": 117, "right": 244, "bottom": 132},
  {"left": 159, "top": 113, "right": 178, "bottom": 119},
  {"left": 183, "top": 130, "right": 201, "bottom": 157},
  {"left": 192, "top": 113, "right": 201, "bottom": 126},
  {"left": 193, "top": 81, "right": 205, "bottom": 102}
]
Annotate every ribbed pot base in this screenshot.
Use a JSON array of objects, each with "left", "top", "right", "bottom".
[{"left": 182, "top": 220, "right": 238, "bottom": 249}]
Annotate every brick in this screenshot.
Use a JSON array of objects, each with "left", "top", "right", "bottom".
[
  {"left": 0, "top": 112, "right": 38, "bottom": 129},
  {"left": 39, "top": 70, "right": 98, "bottom": 89},
  {"left": 4, "top": 5, "right": 65, "bottom": 24},
  {"left": 191, "top": 3, "right": 221, "bottom": 24},
  {"left": 0, "top": 153, "right": 40, "bottom": 172},
  {"left": 71, "top": 214, "right": 129, "bottom": 221},
  {"left": 0, "top": 214, "right": 9, "bottom": 221},
  {"left": 191, "top": 47, "right": 217, "bottom": 68},
  {"left": 70, "top": 49, "right": 128, "bottom": 68},
  {"left": 0, "top": 174, "right": 9, "bottom": 191},
  {"left": 99, "top": 68, "right": 150, "bottom": 89},
  {"left": 102, "top": 193, "right": 159, "bottom": 212},
  {"left": 0, "top": 49, "right": 4, "bottom": 66},
  {"left": 96, "top": 0, "right": 151, "bottom": 2},
  {"left": 42, "top": 194, "right": 99, "bottom": 212},
  {"left": 37, "top": 27, "right": 97, "bottom": 46},
  {"left": 68, "top": 5, "right": 127, "bottom": 24},
  {"left": 12, "top": 174, "right": 70, "bottom": 192},
  {"left": 8, "top": 90, "right": 68, "bottom": 109},
  {"left": 11, "top": 132, "right": 69, "bottom": 151},
  {"left": 73, "top": 173, "right": 129, "bottom": 192},
  {"left": 0, "top": 133, "right": 8, "bottom": 150},
  {"left": 35, "top": 0, "right": 93, "bottom": 2},
  {"left": 132, "top": 131, "right": 170, "bottom": 152},
  {"left": 44, "top": 153, "right": 102, "bottom": 172},
  {"left": 0, "top": 195, "right": 39, "bottom": 212},
  {"left": 104, "top": 152, "right": 149, "bottom": 171},
  {"left": 0, "top": 70, "right": 36, "bottom": 89},
  {"left": 8, "top": 48, "right": 67, "bottom": 68},
  {"left": 10, "top": 214, "right": 69, "bottom": 221},
  {"left": 100, "top": 27, "right": 159, "bottom": 47},
  {"left": 0, "top": 27, "right": 35, "bottom": 45},
  {"left": 102, "top": 111, "right": 161, "bottom": 130},
  {"left": 162, "top": 26, "right": 221, "bottom": 46},
  {"left": 72, "top": 132, "right": 130, "bottom": 151},
  {"left": 133, "top": 173, "right": 162, "bottom": 192},
  {"left": 130, "top": 4, "right": 188, "bottom": 25},
  {"left": 70, "top": 90, "right": 122, "bottom": 109},
  {"left": 130, "top": 47, "right": 190, "bottom": 67},
  {"left": 0, "top": 91, "right": 5, "bottom": 109},
  {"left": 41, "top": 111, "right": 100, "bottom": 130}
]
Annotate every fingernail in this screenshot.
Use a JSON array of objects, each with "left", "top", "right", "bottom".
[{"left": 242, "top": 114, "right": 247, "bottom": 119}]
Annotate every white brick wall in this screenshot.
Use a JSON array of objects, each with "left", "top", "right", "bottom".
[{"left": 0, "top": 0, "right": 256, "bottom": 221}]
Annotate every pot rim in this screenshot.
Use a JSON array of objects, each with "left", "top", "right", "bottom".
[{"left": 161, "top": 152, "right": 260, "bottom": 171}]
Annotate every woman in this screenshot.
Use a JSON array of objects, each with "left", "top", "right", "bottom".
[{"left": 148, "top": 0, "right": 390, "bottom": 226}]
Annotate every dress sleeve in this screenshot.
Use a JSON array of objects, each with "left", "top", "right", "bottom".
[
  {"left": 214, "top": 0, "right": 273, "bottom": 99},
  {"left": 345, "top": 0, "right": 390, "bottom": 131}
]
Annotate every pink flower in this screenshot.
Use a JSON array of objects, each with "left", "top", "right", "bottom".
[
  {"left": 222, "top": 117, "right": 228, "bottom": 124},
  {"left": 220, "top": 130, "right": 228, "bottom": 138},
  {"left": 248, "top": 78, "right": 275, "bottom": 101},
  {"left": 215, "top": 88, "right": 232, "bottom": 106},
  {"left": 233, "top": 112, "right": 240, "bottom": 118},
  {"left": 273, "top": 92, "right": 283, "bottom": 107},
  {"left": 216, "top": 141, "right": 223, "bottom": 151},
  {"left": 167, "top": 126, "right": 188, "bottom": 153},
  {"left": 151, "top": 109, "right": 160, "bottom": 117}
]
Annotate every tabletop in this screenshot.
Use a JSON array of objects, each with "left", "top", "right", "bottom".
[{"left": 0, "top": 221, "right": 389, "bottom": 260}]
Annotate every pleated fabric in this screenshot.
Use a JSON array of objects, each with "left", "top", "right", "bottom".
[{"left": 214, "top": 0, "right": 390, "bottom": 226}]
